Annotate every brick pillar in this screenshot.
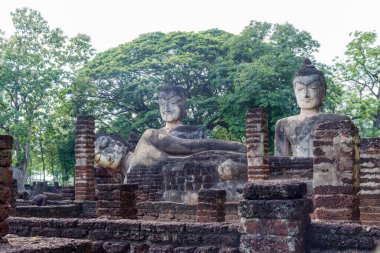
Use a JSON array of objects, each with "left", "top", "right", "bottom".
[
  {"left": 75, "top": 116, "right": 96, "bottom": 201},
  {"left": 313, "top": 120, "right": 360, "bottom": 223},
  {"left": 196, "top": 189, "right": 226, "bottom": 222},
  {"left": 246, "top": 109, "right": 269, "bottom": 181},
  {"left": 359, "top": 137, "right": 380, "bottom": 226},
  {"left": 239, "top": 180, "right": 312, "bottom": 253},
  {"left": 96, "top": 184, "right": 138, "bottom": 219},
  {"left": 9, "top": 179, "right": 17, "bottom": 215},
  {"left": 0, "top": 135, "right": 13, "bottom": 242}
]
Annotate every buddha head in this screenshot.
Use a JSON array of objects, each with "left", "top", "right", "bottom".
[
  {"left": 95, "top": 133, "right": 131, "bottom": 171},
  {"left": 293, "top": 59, "right": 326, "bottom": 113},
  {"left": 158, "top": 85, "right": 186, "bottom": 124}
]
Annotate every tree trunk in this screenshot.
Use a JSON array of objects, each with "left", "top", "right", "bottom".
[
  {"left": 39, "top": 139, "right": 46, "bottom": 182},
  {"left": 22, "top": 121, "right": 33, "bottom": 188},
  {"left": 50, "top": 149, "right": 55, "bottom": 183},
  {"left": 374, "top": 108, "right": 380, "bottom": 129}
]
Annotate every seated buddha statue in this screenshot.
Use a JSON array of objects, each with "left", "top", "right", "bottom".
[{"left": 274, "top": 58, "right": 349, "bottom": 157}]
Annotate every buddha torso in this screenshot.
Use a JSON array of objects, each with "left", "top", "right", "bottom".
[{"left": 275, "top": 112, "right": 349, "bottom": 157}]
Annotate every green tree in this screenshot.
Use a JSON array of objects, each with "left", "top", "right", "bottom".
[
  {"left": 209, "top": 21, "right": 321, "bottom": 147},
  {"left": 75, "top": 29, "right": 233, "bottom": 137},
  {"left": 335, "top": 31, "right": 380, "bottom": 136},
  {"left": 0, "top": 8, "right": 94, "bottom": 188},
  {"left": 77, "top": 21, "right": 326, "bottom": 151}
]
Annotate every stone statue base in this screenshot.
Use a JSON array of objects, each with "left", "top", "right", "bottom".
[{"left": 125, "top": 150, "right": 247, "bottom": 203}]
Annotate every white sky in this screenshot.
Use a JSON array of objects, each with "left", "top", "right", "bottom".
[{"left": 0, "top": 0, "right": 379, "bottom": 64}]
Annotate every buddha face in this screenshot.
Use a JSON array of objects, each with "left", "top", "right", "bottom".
[
  {"left": 293, "top": 74, "right": 326, "bottom": 111},
  {"left": 95, "top": 135, "right": 128, "bottom": 171},
  {"left": 158, "top": 91, "right": 185, "bottom": 123}
]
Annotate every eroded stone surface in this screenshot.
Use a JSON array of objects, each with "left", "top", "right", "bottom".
[
  {"left": 243, "top": 180, "right": 307, "bottom": 200},
  {"left": 0, "top": 135, "right": 13, "bottom": 241},
  {"left": 359, "top": 137, "right": 380, "bottom": 226},
  {"left": 75, "top": 116, "right": 96, "bottom": 201},
  {"left": 274, "top": 59, "right": 349, "bottom": 158},
  {"left": 246, "top": 109, "right": 269, "bottom": 181},
  {"left": 312, "top": 119, "right": 360, "bottom": 223}
]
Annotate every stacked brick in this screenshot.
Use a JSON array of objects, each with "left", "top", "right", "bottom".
[
  {"left": 246, "top": 109, "right": 269, "bottom": 181},
  {"left": 196, "top": 189, "right": 226, "bottom": 222},
  {"left": 359, "top": 137, "right": 380, "bottom": 226},
  {"left": 126, "top": 166, "right": 162, "bottom": 201},
  {"left": 269, "top": 156, "right": 313, "bottom": 180},
  {"left": 61, "top": 187, "right": 75, "bottom": 200},
  {"left": 9, "top": 179, "right": 17, "bottom": 215},
  {"left": 75, "top": 116, "right": 96, "bottom": 201},
  {"left": 313, "top": 120, "right": 360, "bottom": 223},
  {"left": 0, "top": 135, "right": 13, "bottom": 241},
  {"left": 136, "top": 201, "right": 197, "bottom": 222},
  {"left": 239, "top": 180, "right": 312, "bottom": 253},
  {"left": 96, "top": 184, "right": 138, "bottom": 219}
]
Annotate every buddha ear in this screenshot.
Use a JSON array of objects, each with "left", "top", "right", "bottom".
[
  {"left": 320, "top": 88, "right": 327, "bottom": 106},
  {"left": 181, "top": 106, "right": 187, "bottom": 119}
]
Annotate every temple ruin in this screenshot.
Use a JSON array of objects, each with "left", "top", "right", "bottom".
[{"left": 1, "top": 60, "right": 380, "bottom": 252}]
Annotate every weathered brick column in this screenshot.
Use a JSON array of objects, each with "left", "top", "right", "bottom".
[
  {"left": 196, "top": 189, "right": 226, "bottom": 222},
  {"left": 359, "top": 137, "right": 380, "bottom": 226},
  {"left": 239, "top": 180, "right": 312, "bottom": 253},
  {"left": 313, "top": 120, "right": 360, "bottom": 223},
  {"left": 75, "top": 116, "right": 96, "bottom": 201},
  {"left": 0, "top": 135, "right": 13, "bottom": 241},
  {"left": 246, "top": 109, "right": 269, "bottom": 181},
  {"left": 9, "top": 179, "right": 17, "bottom": 215},
  {"left": 96, "top": 184, "right": 138, "bottom": 219}
]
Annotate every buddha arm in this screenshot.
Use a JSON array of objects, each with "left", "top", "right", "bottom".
[
  {"left": 145, "top": 129, "right": 246, "bottom": 155},
  {"left": 274, "top": 120, "right": 291, "bottom": 156}
]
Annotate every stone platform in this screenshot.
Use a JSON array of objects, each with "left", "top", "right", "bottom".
[
  {"left": 1, "top": 234, "right": 95, "bottom": 253},
  {"left": 9, "top": 217, "right": 241, "bottom": 252}
]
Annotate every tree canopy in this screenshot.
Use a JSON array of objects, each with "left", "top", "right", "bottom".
[
  {"left": 75, "top": 21, "right": 325, "bottom": 149},
  {"left": 0, "top": 8, "right": 94, "bottom": 186},
  {"left": 2, "top": 8, "right": 373, "bottom": 186},
  {"left": 334, "top": 31, "right": 380, "bottom": 136}
]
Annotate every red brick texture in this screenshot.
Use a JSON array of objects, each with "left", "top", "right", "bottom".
[
  {"left": 312, "top": 120, "right": 360, "bottom": 223},
  {"left": 359, "top": 137, "right": 380, "bottom": 226},
  {"left": 0, "top": 135, "right": 13, "bottom": 240},
  {"left": 96, "top": 183, "right": 138, "bottom": 219},
  {"left": 239, "top": 180, "right": 312, "bottom": 253},
  {"left": 196, "top": 189, "right": 226, "bottom": 222},
  {"left": 75, "top": 116, "right": 96, "bottom": 201},
  {"left": 246, "top": 109, "right": 269, "bottom": 181}
]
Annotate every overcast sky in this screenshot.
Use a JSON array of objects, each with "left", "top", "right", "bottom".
[{"left": 0, "top": 0, "right": 379, "bottom": 64}]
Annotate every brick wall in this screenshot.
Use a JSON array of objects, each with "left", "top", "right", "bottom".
[
  {"left": 307, "top": 222, "right": 379, "bottom": 251},
  {"left": 127, "top": 151, "right": 247, "bottom": 203},
  {"left": 75, "top": 116, "right": 96, "bottom": 201},
  {"left": 359, "top": 137, "right": 380, "bottom": 226},
  {"left": 196, "top": 189, "right": 226, "bottom": 223},
  {"left": 0, "top": 135, "right": 13, "bottom": 242},
  {"left": 246, "top": 109, "right": 269, "bottom": 180},
  {"left": 9, "top": 217, "right": 241, "bottom": 252},
  {"left": 312, "top": 120, "right": 360, "bottom": 223},
  {"left": 137, "top": 202, "right": 197, "bottom": 222},
  {"left": 269, "top": 156, "right": 313, "bottom": 180},
  {"left": 14, "top": 201, "right": 96, "bottom": 218},
  {"left": 239, "top": 180, "right": 312, "bottom": 253},
  {"left": 96, "top": 184, "right": 137, "bottom": 219}
]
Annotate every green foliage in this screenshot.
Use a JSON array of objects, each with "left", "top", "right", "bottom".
[
  {"left": 210, "top": 21, "right": 321, "bottom": 150},
  {"left": 334, "top": 31, "right": 380, "bottom": 136},
  {"left": 0, "top": 8, "right": 94, "bottom": 184},
  {"left": 76, "top": 21, "right": 323, "bottom": 152},
  {"left": 74, "top": 29, "right": 234, "bottom": 138},
  {"left": 1, "top": 9, "right": 347, "bottom": 183}
]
